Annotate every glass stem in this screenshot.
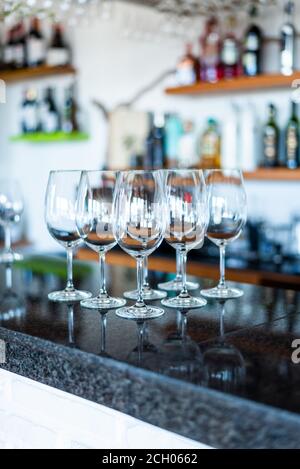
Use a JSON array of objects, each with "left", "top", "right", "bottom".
[
  {"left": 66, "top": 248, "right": 74, "bottom": 292},
  {"left": 175, "top": 248, "right": 183, "bottom": 282},
  {"left": 4, "top": 226, "right": 11, "bottom": 252},
  {"left": 98, "top": 252, "right": 108, "bottom": 298},
  {"left": 179, "top": 250, "right": 188, "bottom": 297},
  {"left": 136, "top": 257, "right": 145, "bottom": 307},
  {"left": 218, "top": 244, "right": 226, "bottom": 290}
]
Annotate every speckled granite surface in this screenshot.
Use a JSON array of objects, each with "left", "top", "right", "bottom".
[{"left": 1, "top": 254, "right": 300, "bottom": 448}]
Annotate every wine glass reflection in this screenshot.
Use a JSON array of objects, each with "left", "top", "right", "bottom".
[{"left": 0, "top": 263, "right": 25, "bottom": 322}]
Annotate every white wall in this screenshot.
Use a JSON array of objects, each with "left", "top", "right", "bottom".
[{"left": 0, "top": 1, "right": 300, "bottom": 249}]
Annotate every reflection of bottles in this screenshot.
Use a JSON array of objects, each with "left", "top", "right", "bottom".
[
  {"left": 21, "top": 88, "right": 40, "bottom": 134},
  {"left": 285, "top": 101, "right": 299, "bottom": 169},
  {"left": 200, "top": 17, "right": 222, "bottom": 83},
  {"left": 221, "top": 16, "right": 240, "bottom": 80},
  {"left": 177, "top": 120, "right": 197, "bottom": 168},
  {"left": 40, "top": 88, "right": 60, "bottom": 134},
  {"left": 262, "top": 104, "right": 279, "bottom": 168},
  {"left": 280, "top": 1, "right": 296, "bottom": 76},
  {"left": 200, "top": 118, "right": 221, "bottom": 169},
  {"left": 243, "top": 6, "right": 262, "bottom": 76},
  {"left": 176, "top": 43, "right": 199, "bottom": 86}
]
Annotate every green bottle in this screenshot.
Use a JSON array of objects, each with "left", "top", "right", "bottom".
[
  {"left": 263, "top": 104, "right": 279, "bottom": 168},
  {"left": 285, "top": 101, "right": 299, "bottom": 169}
]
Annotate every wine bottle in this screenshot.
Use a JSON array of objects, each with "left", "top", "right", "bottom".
[
  {"left": 47, "top": 23, "right": 70, "bottom": 67},
  {"left": 40, "top": 88, "right": 60, "bottom": 134},
  {"left": 280, "top": 1, "right": 296, "bottom": 76},
  {"left": 221, "top": 15, "right": 240, "bottom": 79},
  {"left": 262, "top": 104, "right": 280, "bottom": 168},
  {"left": 21, "top": 88, "right": 40, "bottom": 134},
  {"left": 152, "top": 113, "right": 166, "bottom": 169},
  {"left": 26, "top": 17, "right": 45, "bottom": 68},
  {"left": 14, "top": 23, "right": 27, "bottom": 69},
  {"left": 62, "top": 84, "right": 79, "bottom": 133},
  {"left": 243, "top": 6, "right": 262, "bottom": 76},
  {"left": 200, "top": 17, "right": 222, "bottom": 83},
  {"left": 3, "top": 27, "right": 14, "bottom": 70},
  {"left": 285, "top": 101, "right": 299, "bottom": 169}
]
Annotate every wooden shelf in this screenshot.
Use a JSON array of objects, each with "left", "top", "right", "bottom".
[
  {"left": 244, "top": 168, "right": 300, "bottom": 181},
  {"left": 165, "top": 72, "right": 300, "bottom": 96},
  {"left": 0, "top": 65, "right": 76, "bottom": 84},
  {"left": 10, "top": 131, "right": 89, "bottom": 144}
]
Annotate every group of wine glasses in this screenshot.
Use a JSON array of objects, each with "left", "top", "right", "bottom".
[
  {"left": 0, "top": 180, "right": 24, "bottom": 264},
  {"left": 45, "top": 168, "right": 247, "bottom": 320}
]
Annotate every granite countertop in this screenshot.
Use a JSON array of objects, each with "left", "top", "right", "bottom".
[{"left": 1, "top": 253, "right": 300, "bottom": 449}]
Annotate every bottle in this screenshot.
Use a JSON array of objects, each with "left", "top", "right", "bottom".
[
  {"left": 176, "top": 43, "right": 199, "bottom": 86},
  {"left": 3, "top": 27, "right": 15, "bottom": 70},
  {"left": 14, "top": 23, "right": 27, "bottom": 69},
  {"left": 40, "top": 88, "right": 60, "bottom": 134},
  {"left": 242, "top": 6, "right": 262, "bottom": 76},
  {"left": 177, "top": 120, "right": 198, "bottom": 168},
  {"left": 26, "top": 17, "right": 45, "bottom": 68},
  {"left": 221, "top": 15, "right": 240, "bottom": 80},
  {"left": 285, "top": 101, "right": 299, "bottom": 169},
  {"left": 46, "top": 23, "right": 70, "bottom": 67},
  {"left": 200, "top": 118, "right": 221, "bottom": 169},
  {"left": 144, "top": 113, "right": 155, "bottom": 170},
  {"left": 62, "top": 84, "right": 79, "bottom": 133},
  {"left": 262, "top": 104, "right": 280, "bottom": 168},
  {"left": 280, "top": 1, "right": 296, "bottom": 76},
  {"left": 165, "top": 114, "right": 183, "bottom": 168},
  {"left": 152, "top": 113, "right": 166, "bottom": 169},
  {"left": 200, "top": 17, "right": 222, "bottom": 83},
  {"left": 21, "top": 88, "right": 40, "bottom": 134}
]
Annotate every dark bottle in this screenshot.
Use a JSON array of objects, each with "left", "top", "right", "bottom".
[
  {"left": 40, "top": 88, "right": 60, "bottom": 134},
  {"left": 280, "top": 1, "right": 296, "bottom": 76},
  {"left": 62, "top": 84, "right": 79, "bottom": 133},
  {"left": 221, "top": 16, "right": 240, "bottom": 79},
  {"left": 144, "top": 113, "right": 155, "bottom": 170},
  {"left": 26, "top": 17, "right": 45, "bottom": 68},
  {"left": 262, "top": 104, "right": 280, "bottom": 168},
  {"left": 3, "top": 27, "right": 14, "bottom": 70},
  {"left": 176, "top": 43, "right": 199, "bottom": 86},
  {"left": 14, "top": 23, "right": 27, "bottom": 69},
  {"left": 243, "top": 6, "right": 262, "bottom": 76},
  {"left": 285, "top": 101, "right": 299, "bottom": 169},
  {"left": 47, "top": 23, "right": 70, "bottom": 67},
  {"left": 21, "top": 88, "right": 40, "bottom": 134},
  {"left": 200, "top": 17, "right": 222, "bottom": 83},
  {"left": 152, "top": 113, "right": 166, "bottom": 169}
]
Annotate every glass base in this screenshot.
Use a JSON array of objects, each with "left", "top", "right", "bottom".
[
  {"left": 81, "top": 296, "right": 126, "bottom": 310},
  {"left": 48, "top": 289, "right": 92, "bottom": 303},
  {"left": 124, "top": 288, "right": 167, "bottom": 301},
  {"left": 201, "top": 286, "right": 244, "bottom": 300},
  {"left": 116, "top": 305, "right": 165, "bottom": 320},
  {"left": 158, "top": 280, "right": 199, "bottom": 292},
  {"left": 0, "top": 251, "right": 23, "bottom": 264},
  {"left": 162, "top": 295, "right": 207, "bottom": 310}
]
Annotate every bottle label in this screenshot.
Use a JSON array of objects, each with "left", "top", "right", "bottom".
[
  {"left": 221, "top": 39, "right": 239, "bottom": 65},
  {"left": 264, "top": 127, "right": 277, "bottom": 161},
  {"left": 46, "top": 48, "right": 69, "bottom": 66},
  {"left": 286, "top": 126, "right": 298, "bottom": 161},
  {"left": 246, "top": 33, "right": 259, "bottom": 51},
  {"left": 243, "top": 52, "right": 257, "bottom": 76},
  {"left": 22, "top": 106, "right": 38, "bottom": 132},
  {"left": 27, "top": 38, "right": 44, "bottom": 65}
]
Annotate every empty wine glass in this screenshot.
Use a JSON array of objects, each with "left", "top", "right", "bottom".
[
  {"left": 158, "top": 249, "right": 199, "bottom": 292},
  {"left": 201, "top": 169, "right": 247, "bottom": 300},
  {"left": 161, "top": 170, "right": 207, "bottom": 310},
  {"left": 76, "top": 170, "right": 126, "bottom": 310},
  {"left": 0, "top": 180, "right": 24, "bottom": 264},
  {"left": 45, "top": 170, "right": 92, "bottom": 303},
  {"left": 113, "top": 170, "right": 165, "bottom": 320},
  {"left": 124, "top": 257, "right": 167, "bottom": 301}
]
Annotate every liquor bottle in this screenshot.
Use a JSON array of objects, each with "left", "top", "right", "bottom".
[
  {"left": 14, "top": 23, "right": 27, "bottom": 69},
  {"left": 176, "top": 43, "right": 199, "bottom": 86},
  {"left": 200, "top": 118, "right": 221, "bottom": 169},
  {"left": 26, "top": 17, "right": 45, "bottom": 68},
  {"left": 46, "top": 23, "right": 71, "bottom": 67},
  {"left": 221, "top": 16, "right": 240, "bottom": 79},
  {"left": 285, "top": 101, "right": 299, "bottom": 169},
  {"left": 280, "top": 1, "right": 296, "bottom": 76},
  {"left": 165, "top": 114, "right": 183, "bottom": 168},
  {"left": 152, "top": 113, "right": 166, "bottom": 169},
  {"left": 177, "top": 120, "right": 198, "bottom": 168},
  {"left": 62, "top": 85, "right": 79, "bottom": 133},
  {"left": 40, "top": 88, "right": 60, "bottom": 134},
  {"left": 262, "top": 104, "right": 279, "bottom": 167},
  {"left": 242, "top": 6, "right": 262, "bottom": 76},
  {"left": 200, "top": 17, "right": 222, "bottom": 83},
  {"left": 21, "top": 88, "right": 40, "bottom": 134},
  {"left": 3, "top": 27, "right": 15, "bottom": 70}
]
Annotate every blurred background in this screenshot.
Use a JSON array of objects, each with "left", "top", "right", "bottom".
[{"left": 0, "top": 0, "right": 300, "bottom": 288}]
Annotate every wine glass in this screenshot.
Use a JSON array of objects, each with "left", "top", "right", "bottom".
[
  {"left": 161, "top": 170, "right": 207, "bottom": 310},
  {"left": 123, "top": 257, "right": 167, "bottom": 301},
  {"left": 201, "top": 169, "right": 247, "bottom": 300},
  {"left": 113, "top": 170, "right": 165, "bottom": 320},
  {"left": 158, "top": 250, "right": 199, "bottom": 292},
  {"left": 76, "top": 170, "right": 126, "bottom": 310},
  {"left": 0, "top": 180, "right": 24, "bottom": 264},
  {"left": 45, "top": 170, "right": 92, "bottom": 303}
]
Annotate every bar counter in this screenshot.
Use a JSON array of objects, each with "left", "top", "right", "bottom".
[{"left": 1, "top": 253, "right": 300, "bottom": 449}]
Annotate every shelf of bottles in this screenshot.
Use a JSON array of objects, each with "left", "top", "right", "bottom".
[{"left": 0, "top": 65, "right": 76, "bottom": 84}]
